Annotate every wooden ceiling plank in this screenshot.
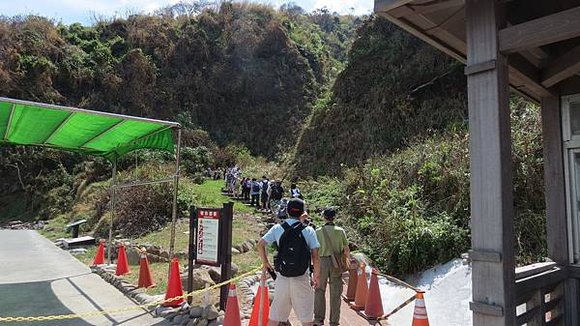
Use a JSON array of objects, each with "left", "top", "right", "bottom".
[
  {"left": 411, "top": 0, "right": 464, "bottom": 15},
  {"left": 401, "top": 8, "right": 467, "bottom": 52},
  {"left": 520, "top": 51, "right": 542, "bottom": 68},
  {"left": 499, "top": 6, "right": 580, "bottom": 53},
  {"left": 527, "top": 47, "right": 550, "bottom": 59},
  {"left": 427, "top": 27, "right": 467, "bottom": 53},
  {"left": 375, "top": 0, "right": 415, "bottom": 13},
  {"left": 542, "top": 45, "right": 580, "bottom": 88},
  {"left": 390, "top": 5, "right": 414, "bottom": 18}
]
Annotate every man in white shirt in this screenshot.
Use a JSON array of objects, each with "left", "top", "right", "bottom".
[{"left": 257, "top": 198, "right": 321, "bottom": 326}]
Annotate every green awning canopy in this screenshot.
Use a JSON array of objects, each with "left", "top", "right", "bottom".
[{"left": 0, "top": 97, "right": 180, "bottom": 161}]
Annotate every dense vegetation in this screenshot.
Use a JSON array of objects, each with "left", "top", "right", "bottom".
[{"left": 0, "top": 4, "right": 548, "bottom": 277}]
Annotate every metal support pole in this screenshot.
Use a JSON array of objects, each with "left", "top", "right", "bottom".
[
  {"left": 258, "top": 271, "right": 266, "bottom": 326},
  {"left": 219, "top": 202, "right": 234, "bottom": 310},
  {"left": 169, "top": 128, "right": 182, "bottom": 258},
  {"left": 187, "top": 206, "right": 197, "bottom": 305},
  {"left": 107, "top": 158, "right": 118, "bottom": 265}
]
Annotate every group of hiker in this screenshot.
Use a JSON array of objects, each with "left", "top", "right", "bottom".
[
  {"left": 258, "top": 198, "right": 350, "bottom": 326},
  {"left": 224, "top": 166, "right": 303, "bottom": 214}
]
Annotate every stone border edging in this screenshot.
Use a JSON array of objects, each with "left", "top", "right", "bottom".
[{"left": 91, "top": 265, "right": 226, "bottom": 325}]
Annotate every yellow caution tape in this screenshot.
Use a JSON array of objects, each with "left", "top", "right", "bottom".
[{"left": 0, "top": 267, "right": 261, "bottom": 323}]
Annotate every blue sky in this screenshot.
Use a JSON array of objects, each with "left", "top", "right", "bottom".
[{"left": 0, "top": 0, "right": 373, "bottom": 25}]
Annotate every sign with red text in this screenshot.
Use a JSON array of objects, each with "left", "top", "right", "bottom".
[{"left": 196, "top": 208, "right": 221, "bottom": 266}]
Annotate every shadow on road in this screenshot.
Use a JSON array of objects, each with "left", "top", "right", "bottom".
[
  {"left": 0, "top": 277, "right": 166, "bottom": 325},
  {"left": 0, "top": 280, "right": 92, "bottom": 326}
]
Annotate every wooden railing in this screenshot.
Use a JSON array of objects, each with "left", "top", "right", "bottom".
[{"left": 515, "top": 262, "right": 566, "bottom": 325}]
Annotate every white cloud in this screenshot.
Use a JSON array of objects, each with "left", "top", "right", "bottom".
[{"left": 312, "top": 0, "right": 372, "bottom": 15}]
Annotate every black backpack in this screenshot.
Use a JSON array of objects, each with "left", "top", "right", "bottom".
[
  {"left": 262, "top": 180, "right": 269, "bottom": 193},
  {"left": 271, "top": 185, "right": 283, "bottom": 200},
  {"left": 252, "top": 182, "right": 260, "bottom": 192},
  {"left": 274, "top": 222, "right": 311, "bottom": 277}
]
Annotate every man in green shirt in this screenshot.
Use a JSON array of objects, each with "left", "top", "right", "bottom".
[{"left": 314, "top": 208, "right": 350, "bottom": 326}]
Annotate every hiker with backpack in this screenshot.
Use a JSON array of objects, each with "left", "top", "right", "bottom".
[
  {"left": 261, "top": 176, "right": 270, "bottom": 211},
  {"left": 250, "top": 178, "right": 261, "bottom": 208},
  {"left": 257, "top": 198, "right": 321, "bottom": 326},
  {"left": 314, "top": 208, "right": 350, "bottom": 326},
  {"left": 290, "top": 183, "right": 303, "bottom": 199},
  {"left": 240, "top": 178, "right": 249, "bottom": 201},
  {"left": 268, "top": 180, "right": 284, "bottom": 215}
]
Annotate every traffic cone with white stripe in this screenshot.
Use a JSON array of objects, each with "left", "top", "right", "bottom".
[
  {"left": 223, "top": 283, "right": 242, "bottom": 326},
  {"left": 411, "top": 292, "right": 430, "bottom": 326},
  {"left": 248, "top": 272, "right": 269, "bottom": 326},
  {"left": 137, "top": 248, "right": 156, "bottom": 289},
  {"left": 351, "top": 263, "right": 368, "bottom": 310}
]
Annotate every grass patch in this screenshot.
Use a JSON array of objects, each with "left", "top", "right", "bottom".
[{"left": 190, "top": 180, "right": 253, "bottom": 214}]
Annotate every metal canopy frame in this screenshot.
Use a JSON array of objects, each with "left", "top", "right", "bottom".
[
  {"left": 0, "top": 97, "right": 180, "bottom": 128},
  {"left": 107, "top": 128, "right": 182, "bottom": 264}
]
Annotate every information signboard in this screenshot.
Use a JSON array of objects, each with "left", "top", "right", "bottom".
[{"left": 196, "top": 208, "right": 221, "bottom": 266}]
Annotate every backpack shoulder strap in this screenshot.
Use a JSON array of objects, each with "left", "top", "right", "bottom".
[{"left": 293, "top": 223, "right": 306, "bottom": 233}]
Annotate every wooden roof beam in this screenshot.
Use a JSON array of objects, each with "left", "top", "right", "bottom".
[
  {"left": 499, "top": 6, "right": 580, "bottom": 53},
  {"left": 542, "top": 45, "right": 580, "bottom": 88},
  {"left": 508, "top": 54, "right": 554, "bottom": 99}
]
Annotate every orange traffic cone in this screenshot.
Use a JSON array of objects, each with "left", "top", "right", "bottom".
[
  {"left": 248, "top": 272, "right": 270, "bottom": 326},
  {"left": 222, "top": 283, "right": 242, "bottom": 326},
  {"left": 364, "top": 269, "right": 384, "bottom": 319},
  {"left": 343, "top": 258, "right": 358, "bottom": 302},
  {"left": 137, "top": 248, "right": 156, "bottom": 289},
  {"left": 91, "top": 240, "right": 106, "bottom": 266},
  {"left": 115, "top": 244, "right": 130, "bottom": 276},
  {"left": 163, "top": 258, "right": 185, "bottom": 307},
  {"left": 411, "top": 292, "right": 430, "bottom": 326},
  {"left": 351, "top": 263, "right": 368, "bottom": 310}
]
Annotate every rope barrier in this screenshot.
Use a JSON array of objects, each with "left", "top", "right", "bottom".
[
  {"left": 381, "top": 293, "right": 417, "bottom": 319},
  {"left": 0, "top": 267, "right": 261, "bottom": 323},
  {"left": 375, "top": 271, "right": 421, "bottom": 293}
]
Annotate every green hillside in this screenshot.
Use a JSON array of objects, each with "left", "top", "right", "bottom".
[{"left": 292, "top": 16, "right": 467, "bottom": 176}]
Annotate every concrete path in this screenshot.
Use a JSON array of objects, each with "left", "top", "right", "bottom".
[
  {"left": 287, "top": 288, "right": 388, "bottom": 326},
  {"left": 0, "top": 230, "right": 168, "bottom": 326}
]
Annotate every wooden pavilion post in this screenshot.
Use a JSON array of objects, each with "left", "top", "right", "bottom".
[
  {"left": 542, "top": 95, "right": 568, "bottom": 264},
  {"left": 542, "top": 95, "right": 579, "bottom": 325},
  {"left": 465, "top": 1, "right": 515, "bottom": 325}
]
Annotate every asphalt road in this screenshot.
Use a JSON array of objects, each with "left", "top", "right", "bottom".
[{"left": 0, "top": 230, "right": 168, "bottom": 326}]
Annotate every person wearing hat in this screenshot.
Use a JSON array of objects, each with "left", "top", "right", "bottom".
[
  {"left": 257, "top": 198, "right": 321, "bottom": 326},
  {"left": 314, "top": 208, "right": 350, "bottom": 326}
]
